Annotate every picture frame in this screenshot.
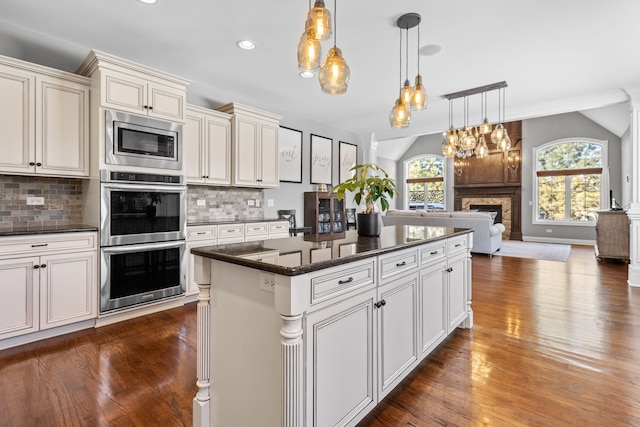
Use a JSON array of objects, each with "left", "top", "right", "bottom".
[
  {"left": 278, "top": 126, "right": 303, "bottom": 183},
  {"left": 339, "top": 141, "right": 357, "bottom": 183},
  {"left": 310, "top": 134, "right": 333, "bottom": 185}
]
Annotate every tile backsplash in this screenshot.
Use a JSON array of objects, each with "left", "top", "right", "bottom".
[
  {"left": 0, "top": 175, "right": 83, "bottom": 230},
  {"left": 187, "top": 185, "right": 264, "bottom": 223}
]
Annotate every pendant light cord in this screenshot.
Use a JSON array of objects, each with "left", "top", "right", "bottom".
[
  {"left": 398, "top": 28, "right": 402, "bottom": 88},
  {"left": 417, "top": 25, "right": 420, "bottom": 75},
  {"left": 333, "top": 0, "right": 337, "bottom": 48},
  {"left": 405, "top": 27, "right": 409, "bottom": 81}
]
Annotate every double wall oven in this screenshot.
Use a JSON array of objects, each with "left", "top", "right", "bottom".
[{"left": 100, "top": 170, "right": 187, "bottom": 313}]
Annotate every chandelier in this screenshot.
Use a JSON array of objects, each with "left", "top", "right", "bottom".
[
  {"left": 389, "top": 13, "right": 427, "bottom": 129},
  {"left": 297, "top": 0, "right": 350, "bottom": 94},
  {"left": 442, "top": 81, "right": 509, "bottom": 159}
]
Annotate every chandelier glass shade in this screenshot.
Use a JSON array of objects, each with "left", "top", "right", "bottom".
[
  {"left": 297, "top": 31, "right": 322, "bottom": 72},
  {"left": 411, "top": 74, "right": 427, "bottom": 111},
  {"left": 318, "top": 46, "right": 350, "bottom": 94},
  {"left": 305, "top": 0, "right": 332, "bottom": 41},
  {"left": 389, "top": 97, "right": 411, "bottom": 129},
  {"left": 441, "top": 81, "right": 509, "bottom": 159}
]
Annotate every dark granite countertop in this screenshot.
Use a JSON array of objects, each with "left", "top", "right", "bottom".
[
  {"left": 0, "top": 224, "right": 98, "bottom": 237},
  {"left": 188, "top": 217, "right": 288, "bottom": 227},
  {"left": 191, "top": 225, "right": 472, "bottom": 276}
]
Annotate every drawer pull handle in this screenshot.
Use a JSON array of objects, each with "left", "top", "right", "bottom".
[
  {"left": 338, "top": 277, "right": 353, "bottom": 285},
  {"left": 196, "top": 232, "right": 206, "bottom": 235},
  {"left": 430, "top": 250, "right": 438, "bottom": 255},
  {"left": 31, "top": 244, "right": 48, "bottom": 248},
  {"left": 455, "top": 243, "right": 462, "bottom": 247},
  {"left": 396, "top": 261, "right": 407, "bottom": 267}
]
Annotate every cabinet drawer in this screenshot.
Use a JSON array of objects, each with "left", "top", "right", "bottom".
[
  {"left": 420, "top": 241, "right": 447, "bottom": 266},
  {"left": 379, "top": 248, "right": 419, "bottom": 282},
  {"left": 448, "top": 236, "right": 468, "bottom": 256},
  {"left": 218, "top": 223, "right": 244, "bottom": 239},
  {"left": 269, "top": 221, "right": 289, "bottom": 235},
  {"left": 245, "top": 223, "right": 268, "bottom": 236},
  {"left": 310, "top": 260, "right": 375, "bottom": 305},
  {"left": 187, "top": 225, "right": 218, "bottom": 241},
  {"left": 0, "top": 232, "right": 97, "bottom": 258}
]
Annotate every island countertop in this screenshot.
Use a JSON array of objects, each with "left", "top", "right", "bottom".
[{"left": 191, "top": 225, "right": 472, "bottom": 276}]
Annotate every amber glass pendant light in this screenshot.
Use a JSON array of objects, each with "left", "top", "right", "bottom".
[
  {"left": 389, "top": 27, "right": 411, "bottom": 128},
  {"left": 305, "top": 0, "right": 332, "bottom": 41},
  {"left": 297, "top": 31, "right": 322, "bottom": 72},
  {"left": 411, "top": 24, "right": 427, "bottom": 111},
  {"left": 318, "top": 0, "right": 350, "bottom": 94}
]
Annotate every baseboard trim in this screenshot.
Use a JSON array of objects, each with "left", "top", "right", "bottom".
[
  {"left": 0, "top": 320, "right": 95, "bottom": 351},
  {"left": 521, "top": 236, "right": 596, "bottom": 246}
]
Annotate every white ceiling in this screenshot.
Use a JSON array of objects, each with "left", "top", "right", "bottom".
[{"left": 0, "top": 0, "right": 637, "bottom": 157}]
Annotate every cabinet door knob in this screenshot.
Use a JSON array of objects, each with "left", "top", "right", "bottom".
[
  {"left": 381, "top": 299, "right": 386, "bottom": 306},
  {"left": 446, "top": 267, "right": 453, "bottom": 273},
  {"left": 36, "top": 162, "right": 42, "bottom": 167},
  {"left": 40, "top": 264, "right": 47, "bottom": 268},
  {"left": 29, "top": 162, "right": 35, "bottom": 166},
  {"left": 33, "top": 264, "right": 40, "bottom": 269},
  {"left": 375, "top": 301, "right": 382, "bottom": 308},
  {"left": 338, "top": 277, "right": 353, "bottom": 285},
  {"left": 148, "top": 106, "right": 153, "bottom": 110}
]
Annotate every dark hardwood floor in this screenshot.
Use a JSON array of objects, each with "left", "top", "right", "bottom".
[{"left": 1, "top": 245, "right": 638, "bottom": 426}]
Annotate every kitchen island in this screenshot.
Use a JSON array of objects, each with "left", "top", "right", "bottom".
[{"left": 191, "top": 225, "right": 474, "bottom": 427}]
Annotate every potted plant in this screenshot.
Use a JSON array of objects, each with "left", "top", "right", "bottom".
[{"left": 331, "top": 163, "right": 399, "bottom": 236}]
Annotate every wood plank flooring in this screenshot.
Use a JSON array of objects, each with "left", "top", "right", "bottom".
[{"left": 1, "top": 245, "right": 638, "bottom": 426}]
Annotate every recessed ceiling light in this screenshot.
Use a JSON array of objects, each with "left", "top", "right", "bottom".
[
  {"left": 137, "top": 0, "right": 157, "bottom": 4},
  {"left": 419, "top": 44, "right": 442, "bottom": 56},
  {"left": 299, "top": 71, "right": 315, "bottom": 79},
  {"left": 236, "top": 40, "right": 256, "bottom": 50}
]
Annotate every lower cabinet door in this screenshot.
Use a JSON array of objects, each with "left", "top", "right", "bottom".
[
  {"left": 447, "top": 254, "right": 468, "bottom": 333},
  {"left": 39, "top": 251, "right": 96, "bottom": 330},
  {"left": 305, "top": 289, "right": 377, "bottom": 427},
  {"left": 0, "top": 257, "right": 39, "bottom": 339},
  {"left": 419, "top": 261, "right": 447, "bottom": 356},
  {"left": 378, "top": 272, "right": 419, "bottom": 398}
]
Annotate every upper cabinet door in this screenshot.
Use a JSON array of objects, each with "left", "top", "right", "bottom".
[
  {"left": 0, "top": 65, "right": 35, "bottom": 174},
  {"left": 259, "top": 121, "right": 279, "bottom": 188},
  {"left": 147, "top": 83, "right": 184, "bottom": 121},
  {"left": 234, "top": 116, "right": 259, "bottom": 186},
  {"left": 103, "top": 70, "right": 147, "bottom": 115},
  {"left": 205, "top": 114, "right": 231, "bottom": 185},
  {"left": 36, "top": 77, "right": 89, "bottom": 177},
  {"left": 184, "top": 112, "right": 207, "bottom": 184}
]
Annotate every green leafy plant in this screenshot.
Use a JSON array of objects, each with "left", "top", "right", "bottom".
[{"left": 331, "top": 163, "right": 399, "bottom": 214}]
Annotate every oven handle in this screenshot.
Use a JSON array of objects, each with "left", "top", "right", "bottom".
[
  {"left": 102, "top": 182, "right": 187, "bottom": 193},
  {"left": 102, "top": 240, "right": 185, "bottom": 254}
]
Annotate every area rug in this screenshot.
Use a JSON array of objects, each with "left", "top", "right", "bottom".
[{"left": 493, "top": 240, "right": 571, "bottom": 262}]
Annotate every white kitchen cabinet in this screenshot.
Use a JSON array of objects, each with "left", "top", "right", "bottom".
[
  {"left": 0, "top": 56, "right": 90, "bottom": 177},
  {"left": 268, "top": 220, "right": 290, "bottom": 239},
  {"left": 186, "top": 225, "right": 218, "bottom": 296},
  {"left": 377, "top": 272, "right": 419, "bottom": 398},
  {"left": 419, "top": 259, "right": 447, "bottom": 356},
  {"left": 447, "top": 252, "right": 468, "bottom": 333},
  {"left": 0, "top": 257, "right": 39, "bottom": 339},
  {"left": 216, "top": 102, "right": 282, "bottom": 188},
  {"left": 0, "top": 232, "right": 97, "bottom": 341},
  {"left": 185, "top": 105, "right": 232, "bottom": 186},
  {"left": 244, "top": 222, "right": 269, "bottom": 242},
  {"left": 305, "top": 288, "right": 378, "bottom": 427},
  {"left": 101, "top": 69, "right": 185, "bottom": 121}
]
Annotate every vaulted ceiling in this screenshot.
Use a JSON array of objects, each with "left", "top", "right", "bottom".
[{"left": 1, "top": 0, "right": 637, "bottom": 157}]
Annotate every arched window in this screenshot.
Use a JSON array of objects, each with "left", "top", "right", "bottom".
[
  {"left": 405, "top": 155, "right": 445, "bottom": 210},
  {"left": 534, "top": 138, "right": 608, "bottom": 224}
]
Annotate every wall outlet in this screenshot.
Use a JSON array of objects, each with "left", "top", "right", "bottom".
[
  {"left": 27, "top": 196, "right": 44, "bottom": 206},
  {"left": 259, "top": 272, "right": 275, "bottom": 293},
  {"left": 546, "top": 229, "right": 552, "bottom": 233},
  {"left": 247, "top": 199, "right": 255, "bottom": 206},
  {"left": 197, "top": 199, "right": 206, "bottom": 206},
  {"left": 267, "top": 199, "right": 274, "bottom": 207},
  {"left": 255, "top": 199, "right": 261, "bottom": 207}
]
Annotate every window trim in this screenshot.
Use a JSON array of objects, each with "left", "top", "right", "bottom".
[
  {"left": 532, "top": 138, "right": 609, "bottom": 226},
  {"left": 404, "top": 154, "right": 446, "bottom": 210}
]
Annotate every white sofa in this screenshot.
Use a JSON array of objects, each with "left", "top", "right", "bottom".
[{"left": 383, "top": 210, "right": 506, "bottom": 255}]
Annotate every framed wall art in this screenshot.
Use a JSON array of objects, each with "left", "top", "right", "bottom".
[
  {"left": 339, "top": 141, "right": 357, "bottom": 183},
  {"left": 278, "top": 126, "right": 303, "bottom": 183},
  {"left": 310, "top": 134, "right": 333, "bottom": 185}
]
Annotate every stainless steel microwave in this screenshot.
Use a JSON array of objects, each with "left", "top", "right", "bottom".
[{"left": 105, "top": 109, "right": 182, "bottom": 170}]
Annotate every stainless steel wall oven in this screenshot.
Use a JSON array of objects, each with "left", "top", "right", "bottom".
[{"left": 100, "top": 170, "right": 186, "bottom": 313}]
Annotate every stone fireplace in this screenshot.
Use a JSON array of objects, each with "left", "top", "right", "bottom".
[
  {"left": 463, "top": 197, "right": 512, "bottom": 239},
  {"left": 454, "top": 186, "right": 522, "bottom": 240}
]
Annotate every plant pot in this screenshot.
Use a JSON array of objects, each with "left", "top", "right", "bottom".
[{"left": 357, "top": 213, "right": 381, "bottom": 237}]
